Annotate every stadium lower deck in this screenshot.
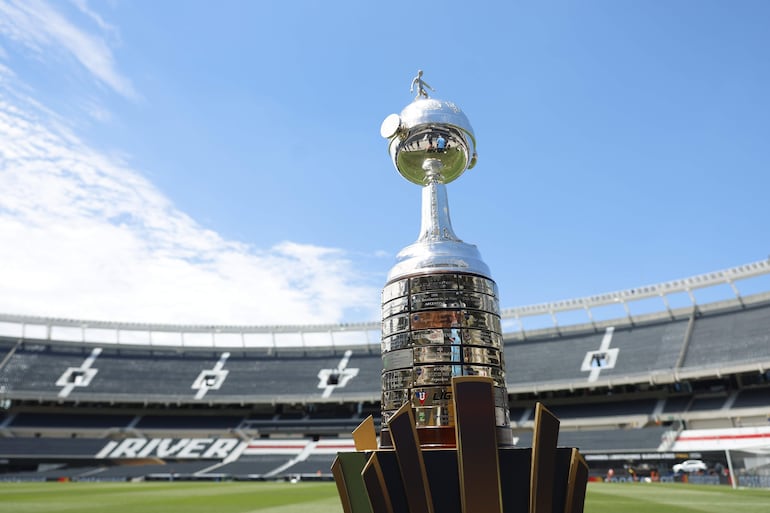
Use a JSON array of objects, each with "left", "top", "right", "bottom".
[{"left": 1, "top": 292, "right": 769, "bottom": 486}]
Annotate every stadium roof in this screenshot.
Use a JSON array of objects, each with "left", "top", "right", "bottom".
[{"left": 1, "top": 258, "right": 769, "bottom": 349}]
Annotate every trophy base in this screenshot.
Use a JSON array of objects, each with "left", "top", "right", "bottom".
[
  {"left": 333, "top": 377, "right": 588, "bottom": 513},
  {"left": 337, "top": 447, "right": 578, "bottom": 513}
]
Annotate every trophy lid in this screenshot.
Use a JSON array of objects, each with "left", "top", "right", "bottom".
[
  {"left": 398, "top": 98, "right": 475, "bottom": 140},
  {"left": 381, "top": 73, "right": 477, "bottom": 186}
]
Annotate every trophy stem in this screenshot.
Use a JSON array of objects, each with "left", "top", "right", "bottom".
[{"left": 419, "top": 159, "right": 460, "bottom": 243}]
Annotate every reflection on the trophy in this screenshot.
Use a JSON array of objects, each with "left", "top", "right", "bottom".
[
  {"left": 403, "top": 130, "right": 452, "bottom": 153},
  {"left": 395, "top": 126, "right": 469, "bottom": 184},
  {"left": 436, "top": 134, "right": 446, "bottom": 152},
  {"left": 425, "top": 132, "right": 449, "bottom": 153},
  {"left": 411, "top": 310, "right": 462, "bottom": 329}
]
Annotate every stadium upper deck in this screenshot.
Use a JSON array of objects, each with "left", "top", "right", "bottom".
[{"left": 0, "top": 259, "right": 769, "bottom": 408}]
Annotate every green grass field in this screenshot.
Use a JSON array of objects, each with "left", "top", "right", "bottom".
[{"left": 2, "top": 481, "right": 770, "bottom": 513}]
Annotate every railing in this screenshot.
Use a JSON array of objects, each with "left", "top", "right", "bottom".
[
  {"left": 499, "top": 258, "right": 770, "bottom": 332},
  {"left": 0, "top": 258, "right": 768, "bottom": 349}
]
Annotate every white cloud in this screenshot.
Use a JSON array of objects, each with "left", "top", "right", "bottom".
[
  {"left": 0, "top": 1, "right": 381, "bottom": 326},
  {"left": 0, "top": 0, "right": 137, "bottom": 100},
  {"left": 70, "top": 0, "right": 117, "bottom": 37},
  {"left": 0, "top": 84, "right": 381, "bottom": 325}
]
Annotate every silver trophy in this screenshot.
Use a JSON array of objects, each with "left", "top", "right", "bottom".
[
  {"left": 331, "top": 74, "right": 587, "bottom": 513},
  {"left": 379, "top": 71, "right": 512, "bottom": 448}
]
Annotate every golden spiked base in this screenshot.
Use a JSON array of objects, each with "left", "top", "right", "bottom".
[{"left": 332, "top": 377, "right": 588, "bottom": 513}]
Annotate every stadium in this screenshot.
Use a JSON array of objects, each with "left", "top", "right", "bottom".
[{"left": 1, "top": 258, "right": 769, "bottom": 489}]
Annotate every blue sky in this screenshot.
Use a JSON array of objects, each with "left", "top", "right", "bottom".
[{"left": 0, "top": 1, "right": 768, "bottom": 325}]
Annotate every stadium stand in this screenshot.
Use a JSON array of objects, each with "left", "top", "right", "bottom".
[
  {"left": 214, "top": 456, "right": 294, "bottom": 479},
  {"left": 1, "top": 259, "right": 769, "bottom": 484},
  {"left": 683, "top": 304, "right": 770, "bottom": 370}
]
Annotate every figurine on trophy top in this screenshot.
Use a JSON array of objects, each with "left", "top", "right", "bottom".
[{"left": 380, "top": 70, "right": 478, "bottom": 186}]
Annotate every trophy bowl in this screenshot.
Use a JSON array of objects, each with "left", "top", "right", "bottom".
[{"left": 381, "top": 98, "right": 477, "bottom": 185}]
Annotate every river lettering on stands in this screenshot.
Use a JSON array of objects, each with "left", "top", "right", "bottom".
[{"left": 95, "top": 438, "right": 243, "bottom": 459}]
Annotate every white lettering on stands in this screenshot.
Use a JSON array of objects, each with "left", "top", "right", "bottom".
[
  {"left": 95, "top": 438, "right": 242, "bottom": 459},
  {"left": 137, "top": 439, "right": 161, "bottom": 458},
  {"left": 156, "top": 439, "right": 191, "bottom": 458},
  {"left": 202, "top": 439, "right": 240, "bottom": 459},
  {"left": 94, "top": 440, "right": 118, "bottom": 459},
  {"left": 110, "top": 438, "right": 148, "bottom": 458},
  {"left": 177, "top": 438, "right": 211, "bottom": 458}
]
